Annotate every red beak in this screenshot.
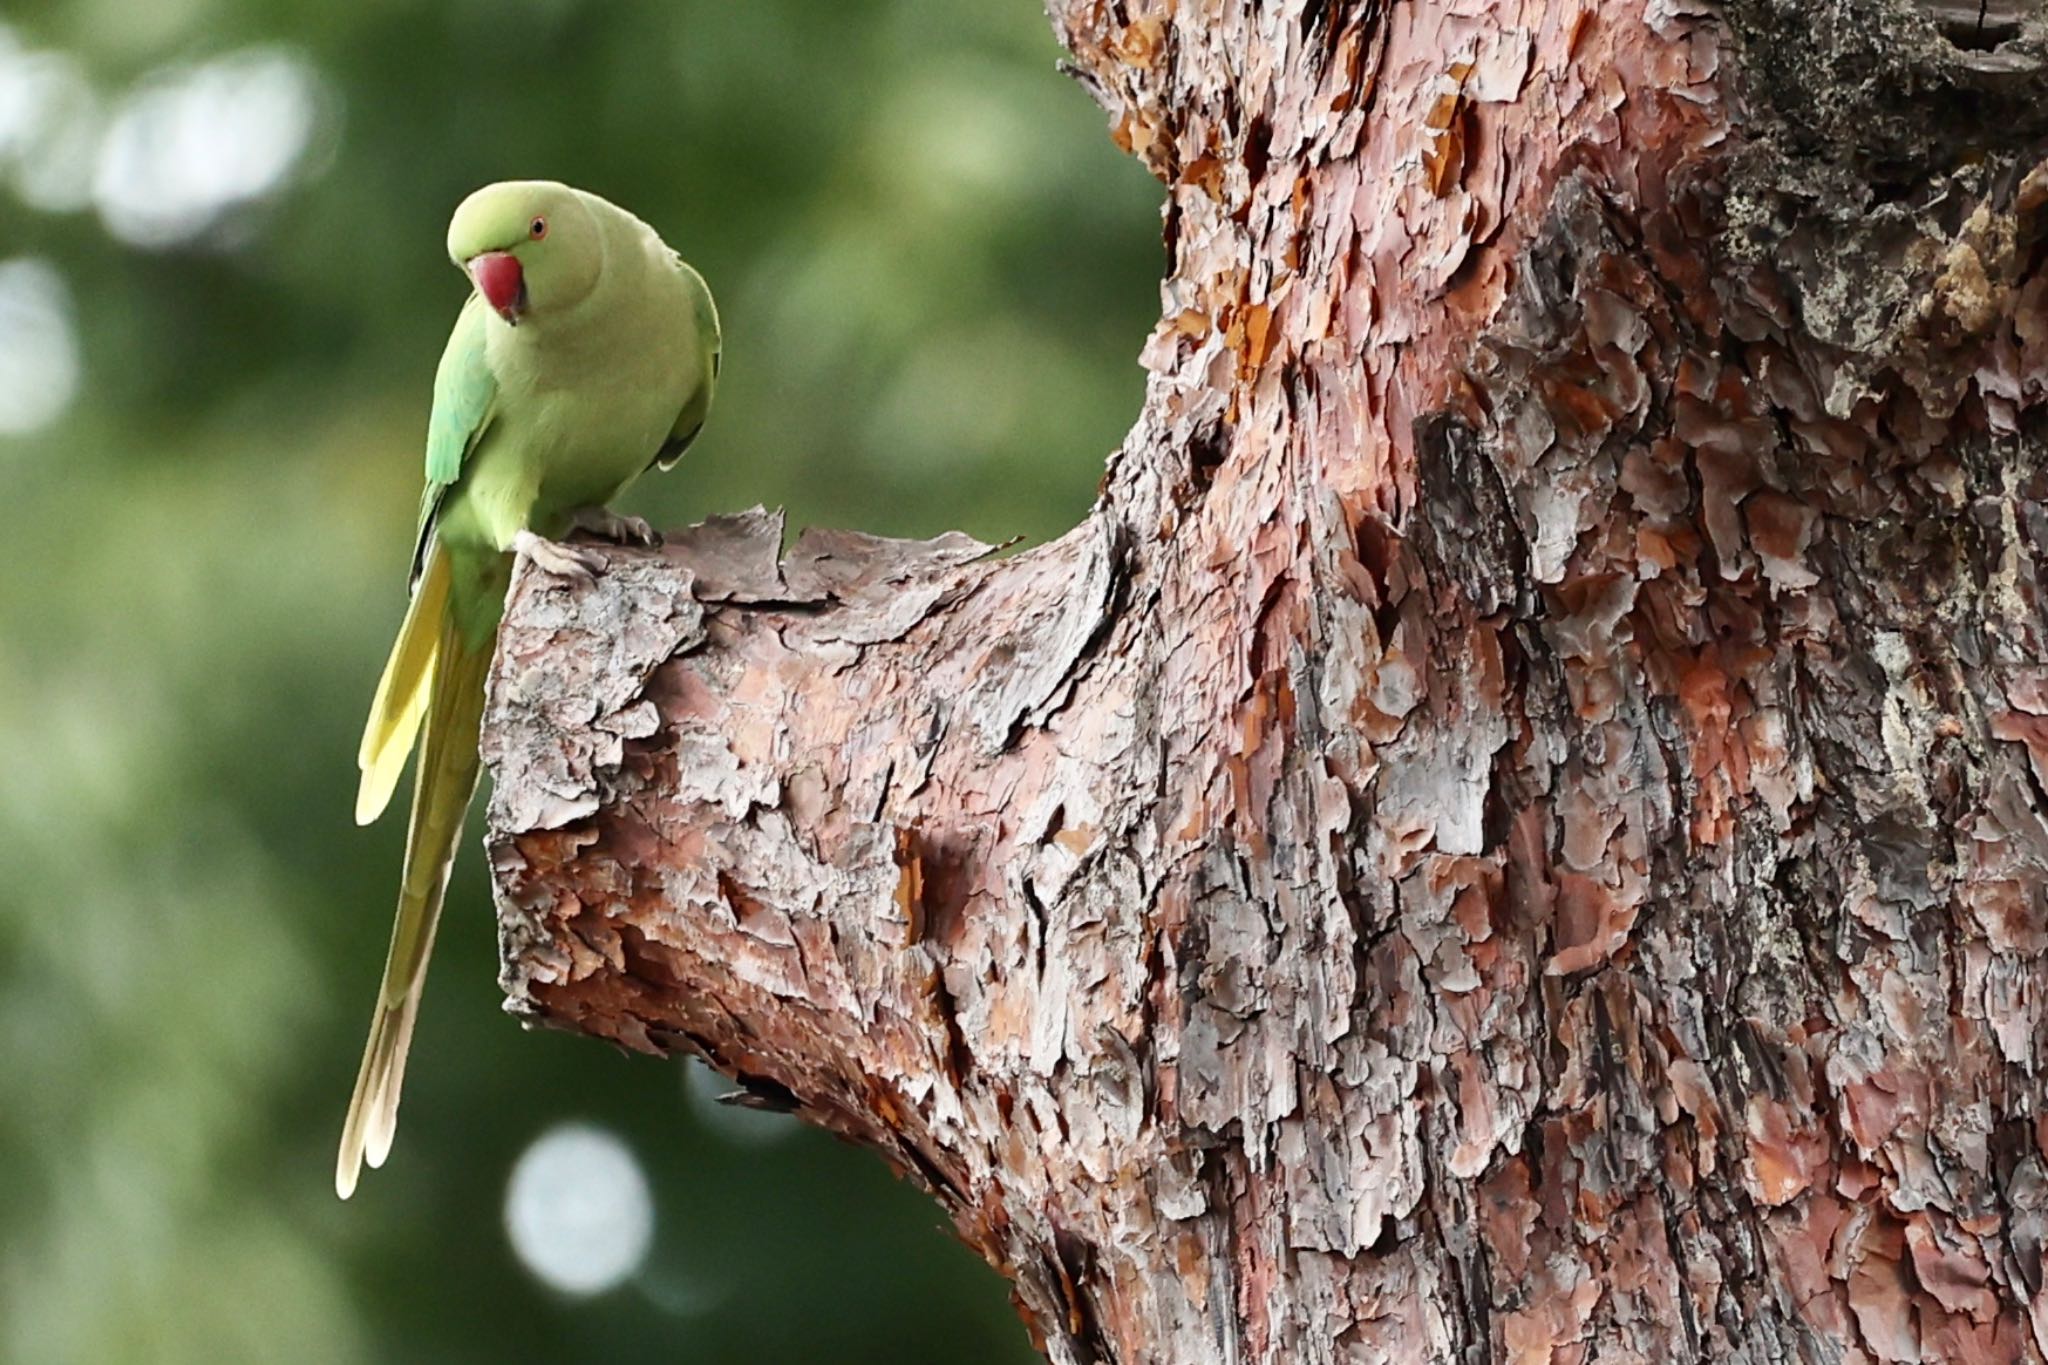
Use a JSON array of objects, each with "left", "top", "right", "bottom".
[{"left": 468, "top": 251, "right": 526, "bottom": 324}]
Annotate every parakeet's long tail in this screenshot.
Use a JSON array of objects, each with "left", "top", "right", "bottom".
[
  {"left": 337, "top": 542, "right": 495, "bottom": 1199},
  {"left": 356, "top": 543, "right": 452, "bottom": 827}
]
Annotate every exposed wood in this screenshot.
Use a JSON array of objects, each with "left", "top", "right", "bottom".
[{"left": 483, "top": 1, "right": 2048, "bottom": 1360}]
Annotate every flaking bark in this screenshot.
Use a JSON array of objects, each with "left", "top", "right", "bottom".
[{"left": 483, "top": 2, "right": 2048, "bottom": 1360}]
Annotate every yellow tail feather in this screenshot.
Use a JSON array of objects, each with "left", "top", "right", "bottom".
[
  {"left": 336, "top": 549, "right": 494, "bottom": 1199},
  {"left": 355, "top": 546, "right": 454, "bottom": 826}
]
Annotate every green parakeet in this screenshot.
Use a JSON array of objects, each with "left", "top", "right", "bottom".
[{"left": 337, "top": 181, "right": 719, "bottom": 1198}]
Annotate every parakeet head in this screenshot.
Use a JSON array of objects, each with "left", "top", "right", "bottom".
[{"left": 446, "top": 181, "right": 602, "bottom": 327}]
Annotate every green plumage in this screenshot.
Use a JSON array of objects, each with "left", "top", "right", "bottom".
[{"left": 340, "top": 181, "right": 719, "bottom": 1198}]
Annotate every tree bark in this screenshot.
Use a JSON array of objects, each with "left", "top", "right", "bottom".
[{"left": 482, "top": 1, "right": 2048, "bottom": 1360}]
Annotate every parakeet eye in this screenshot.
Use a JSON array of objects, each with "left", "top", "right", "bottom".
[{"left": 529, "top": 216, "right": 548, "bottom": 240}]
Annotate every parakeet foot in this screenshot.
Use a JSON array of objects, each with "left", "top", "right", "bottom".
[
  {"left": 513, "top": 529, "right": 608, "bottom": 583},
  {"left": 566, "top": 505, "right": 661, "bottom": 547}
]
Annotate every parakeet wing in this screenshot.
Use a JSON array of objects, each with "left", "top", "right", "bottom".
[
  {"left": 409, "top": 295, "right": 498, "bottom": 589},
  {"left": 648, "top": 255, "right": 721, "bottom": 473},
  {"left": 359, "top": 293, "right": 497, "bottom": 825}
]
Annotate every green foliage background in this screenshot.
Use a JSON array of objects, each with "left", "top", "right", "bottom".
[{"left": 0, "top": 2, "right": 1160, "bottom": 1360}]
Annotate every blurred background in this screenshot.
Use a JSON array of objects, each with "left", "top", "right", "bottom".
[{"left": 0, "top": 1, "right": 1159, "bottom": 1360}]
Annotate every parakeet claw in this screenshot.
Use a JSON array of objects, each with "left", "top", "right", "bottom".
[
  {"left": 566, "top": 505, "right": 661, "bottom": 547},
  {"left": 513, "top": 529, "right": 609, "bottom": 583}
]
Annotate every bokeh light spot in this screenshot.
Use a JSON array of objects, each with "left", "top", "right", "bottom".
[
  {"left": 0, "top": 258, "right": 80, "bottom": 436},
  {"left": 93, "top": 48, "right": 325, "bottom": 249},
  {"left": 503, "top": 1122, "right": 655, "bottom": 1297},
  {"left": 0, "top": 27, "right": 102, "bottom": 212}
]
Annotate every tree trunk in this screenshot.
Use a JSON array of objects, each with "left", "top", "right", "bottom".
[{"left": 481, "top": 1, "right": 2048, "bottom": 1360}]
